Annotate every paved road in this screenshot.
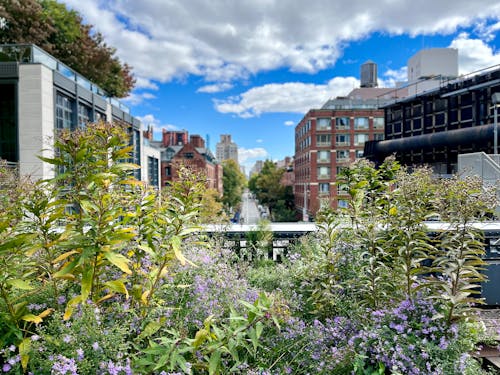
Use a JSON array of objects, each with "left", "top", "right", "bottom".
[{"left": 240, "top": 190, "right": 261, "bottom": 224}]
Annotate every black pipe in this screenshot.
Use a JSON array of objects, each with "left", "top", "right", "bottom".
[{"left": 373, "top": 123, "right": 495, "bottom": 155}]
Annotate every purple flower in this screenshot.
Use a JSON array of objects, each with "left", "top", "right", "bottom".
[
  {"left": 92, "top": 342, "right": 100, "bottom": 351},
  {"left": 2, "top": 364, "right": 11, "bottom": 373}
]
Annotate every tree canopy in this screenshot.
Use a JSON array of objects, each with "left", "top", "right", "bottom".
[
  {"left": 0, "top": 0, "right": 135, "bottom": 97},
  {"left": 249, "top": 160, "right": 296, "bottom": 222},
  {"left": 222, "top": 159, "right": 246, "bottom": 211}
]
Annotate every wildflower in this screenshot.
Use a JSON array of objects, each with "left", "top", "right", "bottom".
[
  {"left": 31, "top": 334, "right": 40, "bottom": 341},
  {"left": 92, "top": 342, "right": 100, "bottom": 351},
  {"left": 2, "top": 364, "right": 11, "bottom": 373},
  {"left": 76, "top": 348, "right": 84, "bottom": 361},
  {"left": 63, "top": 334, "right": 72, "bottom": 343}
]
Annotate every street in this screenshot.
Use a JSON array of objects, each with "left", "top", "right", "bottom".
[{"left": 240, "top": 190, "right": 261, "bottom": 224}]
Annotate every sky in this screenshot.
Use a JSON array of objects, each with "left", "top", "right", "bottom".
[{"left": 61, "top": 0, "right": 500, "bottom": 172}]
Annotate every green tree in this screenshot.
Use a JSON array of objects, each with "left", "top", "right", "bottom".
[
  {"left": 249, "top": 160, "right": 296, "bottom": 222},
  {"left": 0, "top": 0, "right": 135, "bottom": 97},
  {"left": 222, "top": 159, "right": 245, "bottom": 211}
]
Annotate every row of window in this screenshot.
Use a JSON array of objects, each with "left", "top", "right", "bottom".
[
  {"left": 317, "top": 149, "right": 364, "bottom": 163},
  {"left": 316, "top": 117, "right": 385, "bottom": 131},
  {"left": 55, "top": 92, "right": 106, "bottom": 130},
  {"left": 316, "top": 133, "right": 383, "bottom": 146}
]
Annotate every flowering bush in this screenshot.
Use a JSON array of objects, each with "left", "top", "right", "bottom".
[{"left": 351, "top": 297, "right": 487, "bottom": 375}]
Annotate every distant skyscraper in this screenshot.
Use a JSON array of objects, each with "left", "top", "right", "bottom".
[
  {"left": 216, "top": 134, "right": 238, "bottom": 163},
  {"left": 360, "top": 60, "right": 378, "bottom": 88}
]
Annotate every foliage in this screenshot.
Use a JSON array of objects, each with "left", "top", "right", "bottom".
[
  {"left": 221, "top": 159, "right": 245, "bottom": 211},
  {"left": 0, "top": 129, "right": 495, "bottom": 375},
  {"left": 249, "top": 160, "right": 296, "bottom": 222},
  {"left": 0, "top": 0, "right": 135, "bottom": 97},
  {"left": 352, "top": 296, "right": 486, "bottom": 375}
]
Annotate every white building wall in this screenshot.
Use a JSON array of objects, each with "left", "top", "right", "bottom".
[
  {"left": 408, "top": 48, "right": 458, "bottom": 81},
  {"left": 18, "top": 64, "right": 55, "bottom": 180}
]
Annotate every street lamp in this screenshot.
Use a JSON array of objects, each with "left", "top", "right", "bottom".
[{"left": 492, "top": 93, "right": 500, "bottom": 154}]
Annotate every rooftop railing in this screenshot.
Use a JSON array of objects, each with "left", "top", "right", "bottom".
[{"left": 0, "top": 44, "right": 130, "bottom": 114}]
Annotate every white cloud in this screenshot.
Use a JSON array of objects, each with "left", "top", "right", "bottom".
[
  {"left": 238, "top": 147, "right": 269, "bottom": 171},
  {"left": 134, "top": 77, "right": 159, "bottom": 90},
  {"left": 136, "top": 114, "right": 178, "bottom": 137},
  {"left": 62, "top": 0, "right": 500, "bottom": 85},
  {"left": 214, "top": 76, "right": 358, "bottom": 117},
  {"left": 381, "top": 67, "right": 408, "bottom": 86},
  {"left": 449, "top": 33, "right": 500, "bottom": 74},
  {"left": 284, "top": 120, "right": 295, "bottom": 127},
  {"left": 197, "top": 83, "right": 233, "bottom": 93},
  {"left": 123, "top": 91, "right": 157, "bottom": 106}
]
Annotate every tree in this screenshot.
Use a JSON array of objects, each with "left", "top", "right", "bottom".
[
  {"left": 0, "top": 0, "right": 135, "bottom": 97},
  {"left": 222, "top": 159, "right": 245, "bottom": 211},
  {"left": 249, "top": 160, "right": 296, "bottom": 222}
]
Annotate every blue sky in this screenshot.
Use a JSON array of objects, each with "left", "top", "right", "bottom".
[{"left": 62, "top": 0, "right": 500, "bottom": 172}]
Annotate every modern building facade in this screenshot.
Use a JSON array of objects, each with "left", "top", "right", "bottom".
[
  {"left": 364, "top": 63, "right": 500, "bottom": 175},
  {"left": 145, "top": 129, "right": 223, "bottom": 193},
  {"left": 0, "top": 44, "right": 160, "bottom": 186},
  {"left": 216, "top": 134, "right": 238, "bottom": 163}
]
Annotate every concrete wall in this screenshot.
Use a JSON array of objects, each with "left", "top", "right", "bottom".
[{"left": 18, "top": 64, "right": 55, "bottom": 180}]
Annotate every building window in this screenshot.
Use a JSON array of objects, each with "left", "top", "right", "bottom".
[
  {"left": 335, "top": 134, "right": 350, "bottom": 146},
  {"left": 317, "top": 117, "right": 331, "bottom": 130},
  {"left": 337, "top": 184, "right": 348, "bottom": 194},
  {"left": 56, "top": 93, "right": 75, "bottom": 130},
  {"left": 336, "top": 150, "right": 350, "bottom": 161},
  {"left": 336, "top": 166, "right": 346, "bottom": 175},
  {"left": 184, "top": 152, "right": 194, "bottom": 159},
  {"left": 317, "top": 150, "right": 331, "bottom": 162},
  {"left": 316, "top": 134, "right": 331, "bottom": 146},
  {"left": 354, "top": 133, "right": 369, "bottom": 145},
  {"left": 317, "top": 166, "right": 331, "bottom": 179},
  {"left": 319, "top": 183, "right": 330, "bottom": 194},
  {"left": 78, "top": 103, "right": 92, "bottom": 128},
  {"left": 354, "top": 117, "right": 369, "bottom": 129},
  {"left": 148, "top": 156, "right": 159, "bottom": 188},
  {"left": 338, "top": 199, "right": 349, "bottom": 209},
  {"left": 165, "top": 166, "right": 171, "bottom": 176},
  {"left": 336, "top": 117, "right": 350, "bottom": 129},
  {"left": 0, "top": 83, "right": 17, "bottom": 163},
  {"left": 95, "top": 111, "right": 106, "bottom": 122},
  {"left": 373, "top": 117, "right": 384, "bottom": 129},
  {"left": 373, "top": 133, "right": 384, "bottom": 141},
  {"left": 355, "top": 150, "right": 364, "bottom": 158}
]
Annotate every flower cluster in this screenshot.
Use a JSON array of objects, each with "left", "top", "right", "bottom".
[{"left": 351, "top": 297, "right": 483, "bottom": 374}]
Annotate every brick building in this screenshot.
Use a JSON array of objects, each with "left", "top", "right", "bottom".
[
  {"left": 294, "top": 101, "right": 386, "bottom": 219},
  {"left": 145, "top": 129, "right": 223, "bottom": 193}
]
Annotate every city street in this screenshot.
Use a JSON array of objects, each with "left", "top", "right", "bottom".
[{"left": 240, "top": 190, "right": 261, "bottom": 224}]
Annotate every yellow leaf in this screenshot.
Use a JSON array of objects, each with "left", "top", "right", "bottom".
[
  {"left": 53, "top": 250, "right": 79, "bottom": 264},
  {"left": 104, "top": 252, "right": 132, "bottom": 275},
  {"left": 97, "top": 294, "right": 115, "bottom": 304},
  {"left": 63, "top": 295, "right": 83, "bottom": 320},
  {"left": 38, "top": 308, "right": 54, "bottom": 319},
  {"left": 19, "top": 338, "right": 31, "bottom": 371},
  {"left": 104, "top": 279, "right": 129, "bottom": 299},
  {"left": 141, "top": 290, "right": 150, "bottom": 305},
  {"left": 21, "top": 314, "right": 42, "bottom": 324}
]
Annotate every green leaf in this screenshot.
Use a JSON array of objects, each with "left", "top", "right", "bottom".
[
  {"left": 136, "top": 320, "right": 164, "bottom": 341},
  {"left": 208, "top": 350, "right": 221, "bottom": 375},
  {"left": 7, "top": 279, "right": 34, "bottom": 290}
]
